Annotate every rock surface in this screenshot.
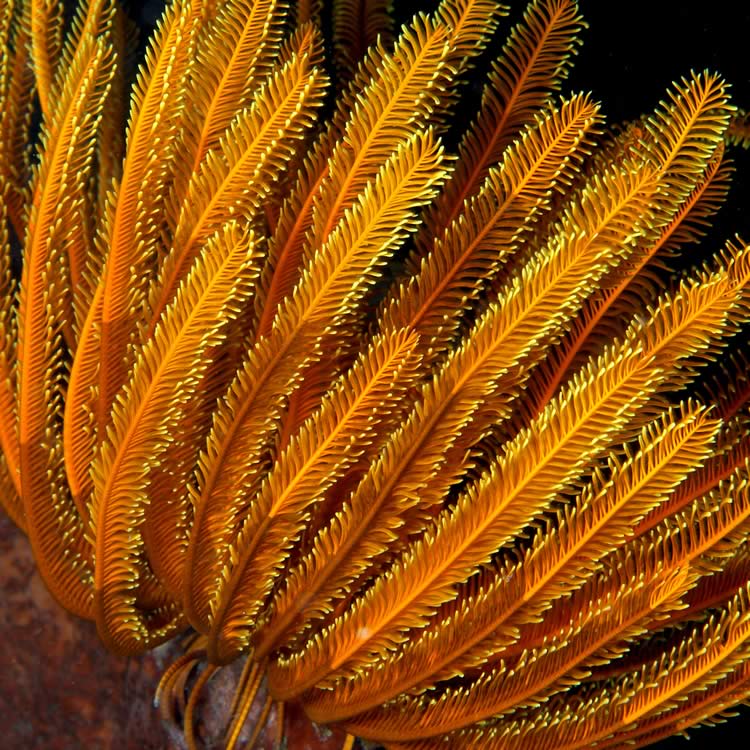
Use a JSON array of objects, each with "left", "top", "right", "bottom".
[{"left": 0, "top": 515, "right": 352, "bottom": 750}]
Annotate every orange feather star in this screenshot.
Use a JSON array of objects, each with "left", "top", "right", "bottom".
[{"left": 1, "top": 0, "right": 749, "bottom": 748}]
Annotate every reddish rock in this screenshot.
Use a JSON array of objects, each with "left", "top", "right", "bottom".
[{"left": 0, "top": 516, "right": 356, "bottom": 750}]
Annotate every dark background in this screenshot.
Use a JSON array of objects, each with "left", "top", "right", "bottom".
[{"left": 573, "top": 0, "right": 750, "bottom": 250}]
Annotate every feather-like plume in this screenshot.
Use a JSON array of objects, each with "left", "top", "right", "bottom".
[
  {"left": 18, "top": 26, "right": 114, "bottom": 617},
  {"left": 93, "top": 222, "right": 262, "bottom": 653},
  {"left": 63, "top": 0, "right": 201, "bottom": 518}
]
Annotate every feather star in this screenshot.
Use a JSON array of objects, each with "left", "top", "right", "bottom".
[{"left": 1, "top": 0, "right": 750, "bottom": 748}]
